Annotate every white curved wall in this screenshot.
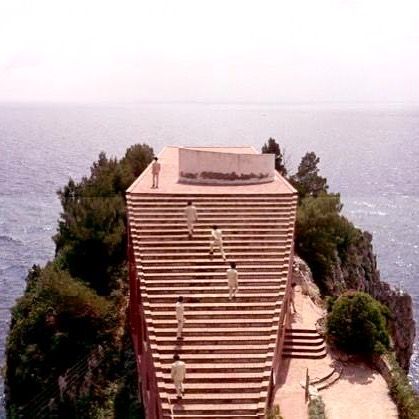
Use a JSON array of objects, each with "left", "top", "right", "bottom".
[{"left": 179, "top": 148, "right": 275, "bottom": 185}]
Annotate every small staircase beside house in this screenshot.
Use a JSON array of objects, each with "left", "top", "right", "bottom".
[{"left": 282, "top": 328, "right": 327, "bottom": 360}]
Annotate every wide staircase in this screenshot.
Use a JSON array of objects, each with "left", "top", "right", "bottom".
[{"left": 127, "top": 193, "right": 297, "bottom": 418}]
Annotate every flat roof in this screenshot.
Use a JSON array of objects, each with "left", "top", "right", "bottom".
[{"left": 126, "top": 146, "right": 297, "bottom": 195}]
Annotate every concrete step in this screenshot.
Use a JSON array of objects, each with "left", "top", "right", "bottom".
[
  {"left": 284, "top": 329, "right": 322, "bottom": 340},
  {"left": 150, "top": 319, "right": 278, "bottom": 328},
  {"left": 157, "top": 352, "right": 273, "bottom": 363},
  {"left": 155, "top": 344, "right": 275, "bottom": 355},
  {"left": 157, "top": 361, "right": 268, "bottom": 374},
  {"left": 135, "top": 236, "right": 286, "bottom": 243},
  {"left": 127, "top": 198, "right": 296, "bottom": 208},
  {"left": 282, "top": 345, "right": 325, "bottom": 353},
  {"left": 130, "top": 220, "right": 293, "bottom": 228},
  {"left": 139, "top": 256, "right": 289, "bottom": 265},
  {"left": 146, "top": 301, "right": 281, "bottom": 311},
  {"left": 151, "top": 326, "right": 278, "bottom": 337},
  {"left": 164, "top": 391, "right": 262, "bottom": 403},
  {"left": 282, "top": 349, "right": 328, "bottom": 359},
  {"left": 143, "top": 285, "right": 284, "bottom": 294},
  {"left": 286, "top": 328, "right": 319, "bottom": 333},
  {"left": 132, "top": 227, "right": 294, "bottom": 235},
  {"left": 143, "top": 272, "right": 288, "bottom": 280},
  {"left": 131, "top": 217, "right": 295, "bottom": 225},
  {"left": 159, "top": 381, "right": 266, "bottom": 393},
  {"left": 144, "top": 293, "right": 283, "bottom": 303},
  {"left": 141, "top": 264, "right": 289, "bottom": 273},
  {"left": 162, "top": 402, "right": 261, "bottom": 419},
  {"left": 133, "top": 238, "right": 291, "bottom": 251},
  {"left": 128, "top": 199, "right": 295, "bottom": 207},
  {"left": 132, "top": 230, "right": 294, "bottom": 239},
  {"left": 128, "top": 193, "right": 296, "bottom": 201},
  {"left": 148, "top": 315, "right": 280, "bottom": 334},
  {"left": 159, "top": 370, "right": 270, "bottom": 383},
  {"left": 130, "top": 211, "right": 294, "bottom": 219},
  {"left": 129, "top": 209, "right": 293, "bottom": 218},
  {"left": 283, "top": 338, "right": 324, "bottom": 346},
  {"left": 143, "top": 278, "right": 286, "bottom": 287},
  {"left": 138, "top": 250, "right": 288, "bottom": 259},
  {"left": 149, "top": 309, "right": 278, "bottom": 319},
  {"left": 141, "top": 270, "right": 287, "bottom": 277},
  {"left": 132, "top": 226, "right": 293, "bottom": 233},
  {"left": 163, "top": 415, "right": 260, "bottom": 419},
  {"left": 151, "top": 335, "right": 276, "bottom": 346}
]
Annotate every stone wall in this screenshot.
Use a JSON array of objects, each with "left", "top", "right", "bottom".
[{"left": 178, "top": 148, "right": 275, "bottom": 185}]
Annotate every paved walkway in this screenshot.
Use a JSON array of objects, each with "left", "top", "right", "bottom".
[
  {"left": 273, "top": 286, "right": 398, "bottom": 419},
  {"left": 322, "top": 361, "right": 398, "bottom": 419}
]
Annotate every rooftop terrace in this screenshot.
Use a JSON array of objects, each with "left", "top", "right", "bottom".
[{"left": 126, "top": 146, "right": 296, "bottom": 195}]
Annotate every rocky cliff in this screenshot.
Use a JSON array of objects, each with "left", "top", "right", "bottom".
[{"left": 294, "top": 231, "right": 416, "bottom": 371}]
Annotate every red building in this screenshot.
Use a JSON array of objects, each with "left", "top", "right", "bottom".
[{"left": 126, "top": 147, "right": 297, "bottom": 418}]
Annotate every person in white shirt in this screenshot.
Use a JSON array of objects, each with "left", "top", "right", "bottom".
[
  {"left": 176, "top": 296, "right": 184, "bottom": 339},
  {"left": 184, "top": 201, "right": 198, "bottom": 238},
  {"left": 151, "top": 157, "right": 161, "bottom": 188},
  {"left": 227, "top": 262, "right": 239, "bottom": 300},
  {"left": 171, "top": 354, "right": 186, "bottom": 399},
  {"left": 209, "top": 225, "right": 226, "bottom": 260}
]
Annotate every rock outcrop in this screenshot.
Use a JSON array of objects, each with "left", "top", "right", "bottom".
[{"left": 294, "top": 232, "right": 416, "bottom": 371}]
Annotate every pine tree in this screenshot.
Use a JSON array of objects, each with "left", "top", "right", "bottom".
[
  {"left": 261, "top": 137, "right": 287, "bottom": 176},
  {"left": 290, "top": 152, "right": 328, "bottom": 199}
]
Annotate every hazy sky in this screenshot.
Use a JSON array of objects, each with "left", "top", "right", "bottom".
[{"left": 1, "top": 0, "right": 418, "bottom": 103}]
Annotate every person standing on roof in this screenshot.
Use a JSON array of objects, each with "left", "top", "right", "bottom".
[
  {"left": 171, "top": 354, "right": 186, "bottom": 399},
  {"left": 176, "top": 296, "right": 185, "bottom": 339},
  {"left": 151, "top": 157, "right": 161, "bottom": 188},
  {"left": 209, "top": 225, "right": 226, "bottom": 260},
  {"left": 184, "top": 201, "right": 198, "bottom": 238},
  {"left": 227, "top": 262, "right": 238, "bottom": 300}
]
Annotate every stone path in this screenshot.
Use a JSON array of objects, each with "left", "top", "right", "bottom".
[
  {"left": 322, "top": 361, "right": 398, "bottom": 419},
  {"left": 274, "top": 286, "right": 398, "bottom": 419}
]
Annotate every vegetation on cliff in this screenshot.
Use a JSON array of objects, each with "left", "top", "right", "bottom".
[
  {"left": 263, "top": 138, "right": 415, "bottom": 371},
  {"left": 327, "top": 291, "right": 390, "bottom": 355},
  {"left": 295, "top": 194, "right": 361, "bottom": 293},
  {"left": 263, "top": 138, "right": 362, "bottom": 295},
  {"left": 6, "top": 144, "right": 153, "bottom": 417},
  {"left": 386, "top": 353, "right": 419, "bottom": 419}
]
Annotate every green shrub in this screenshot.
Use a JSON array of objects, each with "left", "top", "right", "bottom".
[
  {"left": 6, "top": 264, "right": 113, "bottom": 410},
  {"left": 295, "top": 194, "right": 360, "bottom": 291},
  {"left": 266, "top": 405, "right": 284, "bottom": 419},
  {"left": 308, "top": 396, "right": 327, "bottom": 419},
  {"left": 387, "top": 354, "right": 419, "bottom": 419},
  {"left": 326, "top": 292, "right": 389, "bottom": 355},
  {"left": 290, "top": 151, "right": 328, "bottom": 200},
  {"left": 54, "top": 144, "right": 153, "bottom": 295},
  {"left": 261, "top": 137, "right": 287, "bottom": 176}
]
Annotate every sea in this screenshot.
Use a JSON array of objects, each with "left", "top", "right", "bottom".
[{"left": 0, "top": 102, "right": 418, "bottom": 416}]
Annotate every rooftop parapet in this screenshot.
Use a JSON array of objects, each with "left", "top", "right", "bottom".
[{"left": 179, "top": 147, "right": 275, "bottom": 185}]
